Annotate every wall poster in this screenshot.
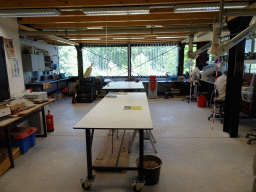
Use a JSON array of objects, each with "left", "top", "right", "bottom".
[
  {"left": 9, "top": 59, "right": 20, "bottom": 77},
  {"left": 4, "top": 38, "right": 16, "bottom": 58}
]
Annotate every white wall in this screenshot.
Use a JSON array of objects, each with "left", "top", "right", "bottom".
[
  {"left": 0, "top": 17, "right": 25, "bottom": 97},
  {"left": 20, "top": 38, "right": 58, "bottom": 82}
]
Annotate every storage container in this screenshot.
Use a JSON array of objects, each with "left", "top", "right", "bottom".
[{"left": 0, "top": 127, "right": 37, "bottom": 154}]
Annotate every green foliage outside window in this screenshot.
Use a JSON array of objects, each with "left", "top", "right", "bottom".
[
  {"left": 183, "top": 44, "right": 197, "bottom": 74},
  {"left": 82, "top": 46, "right": 128, "bottom": 77},
  {"left": 58, "top": 44, "right": 179, "bottom": 77},
  {"left": 58, "top": 46, "right": 78, "bottom": 76},
  {"left": 131, "top": 45, "right": 178, "bottom": 76}
]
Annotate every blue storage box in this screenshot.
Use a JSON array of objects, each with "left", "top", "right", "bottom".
[{"left": 0, "top": 127, "right": 37, "bottom": 154}]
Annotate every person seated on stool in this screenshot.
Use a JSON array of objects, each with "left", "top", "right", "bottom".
[
  {"left": 190, "top": 64, "right": 204, "bottom": 96},
  {"left": 215, "top": 71, "right": 227, "bottom": 101}
]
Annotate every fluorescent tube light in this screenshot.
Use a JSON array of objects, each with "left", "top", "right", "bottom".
[
  {"left": 69, "top": 38, "right": 101, "bottom": 41},
  {"left": 146, "top": 25, "right": 163, "bottom": 28},
  {"left": 157, "top": 36, "right": 187, "bottom": 39},
  {"left": 86, "top": 27, "right": 103, "bottom": 30},
  {"left": 82, "top": 7, "right": 149, "bottom": 16},
  {"left": 0, "top": 9, "right": 61, "bottom": 17},
  {"left": 174, "top": 2, "right": 248, "bottom": 13}
]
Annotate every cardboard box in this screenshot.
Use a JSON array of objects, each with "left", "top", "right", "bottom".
[
  {"left": 0, "top": 147, "right": 20, "bottom": 176},
  {"left": 9, "top": 102, "right": 25, "bottom": 112}
]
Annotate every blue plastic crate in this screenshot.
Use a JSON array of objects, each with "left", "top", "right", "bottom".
[
  {"left": 11, "top": 137, "right": 31, "bottom": 154},
  {"left": 0, "top": 127, "right": 37, "bottom": 154}
]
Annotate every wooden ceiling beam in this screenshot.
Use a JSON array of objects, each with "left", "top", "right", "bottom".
[
  {"left": 62, "top": 32, "right": 190, "bottom": 38},
  {"left": 31, "top": 19, "right": 213, "bottom": 29},
  {"left": 20, "top": 26, "right": 215, "bottom": 37},
  {"left": 18, "top": 12, "right": 217, "bottom": 24},
  {"left": 0, "top": 0, "right": 248, "bottom": 9},
  {"left": 150, "top": 8, "right": 174, "bottom": 13},
  {"left": 18, "top": 24, "right": 79, "bottom": 46},
  {"left": 77, "top": 39, "right": 184, "bottom": 44},
  {"left": 27, "top": 32, "right": 189, "bottom": 40},
  {"left": 226, "top": 2, "right": 256, "bottom": 22}
]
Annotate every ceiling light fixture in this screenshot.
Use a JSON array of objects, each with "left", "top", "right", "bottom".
[
  {"left": 0, "top": 9, "right": 61, "bottom": 17},
  {"left": 86, "top": 27, "right": 104, "bottom": 30},
  {"left": 157, "top": 36, "right": 187, "bottom": 39},
  {"left": 174, "top": 2, "right": 248, "bottom": 13},
  {"left": 146, "top": 25, "right": 163, "bottom": 28},
  {"left": 82, "top": 7, "right": 149, "bottom": 16},
  {"left": 69, "top": 38, "right": 101, "bottom": 41}
]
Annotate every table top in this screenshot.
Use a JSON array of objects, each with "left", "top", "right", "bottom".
[
  {"left": 198, "top": 79, "right": 215, "bottom": 84},
  {"left": 0, "top": 99, "right": 55, "bottom": 128},
  {"left": 102, "top": 81, "right": 144, "bottom": 90},
  {"left": 74, "top": 92, "right": 153, "bottom": 130}
]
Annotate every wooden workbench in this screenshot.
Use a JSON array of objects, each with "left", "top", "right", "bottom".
[{"left": 0, "top": 99, "right": 55, "bottom": 168}]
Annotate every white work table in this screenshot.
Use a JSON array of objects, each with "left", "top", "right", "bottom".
[
  {"left": 73, "top": 92, "right": 153, "bottom": 190},
  {"left": 74, "top": 92, "right": 152, "bottom": 129},
  {"left": 102, "top": 81, "right": 145, "bottom": 92}
]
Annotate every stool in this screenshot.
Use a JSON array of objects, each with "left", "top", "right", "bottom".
[{"left": 208, "top": 100, "right": 225, "bottom": 123}]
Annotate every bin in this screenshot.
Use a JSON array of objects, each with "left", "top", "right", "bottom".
[
  {"left": 197, "top": 95, "right": 206, "bottom": 108},
  {"left": 136, "top": 155, "right": 162, "bottom": 186},
  {"left": 0, "top": 127, "right": 37, "bottom": 154}
]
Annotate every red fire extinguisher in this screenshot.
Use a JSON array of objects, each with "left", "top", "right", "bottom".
[
  {"left": 46, "top": 110, "right": 54, "bottom": 132},
  {"left": 150, "top": 76, "right": 156, "bottom": 92}
]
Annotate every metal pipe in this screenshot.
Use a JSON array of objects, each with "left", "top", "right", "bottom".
[{"left": 219, "top": 0, "right": 225, "bottom": 36}]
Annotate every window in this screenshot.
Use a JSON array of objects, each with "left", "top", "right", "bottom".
[
  {"left": 183, "top": 44, "right": 197, "bottom": 74},
  {"left": 58, "top": 46, "right": 78, "bottom": 76},
  {"left": 82, "top": 45, "right": 128, "bottom": 77},
  {"left": 254, "top": 38, "right": 256, "bottom": 52},
  {"left": 245, "top": 39, "right": 252, "bottom": 53},
  {"left": 131, "top": 43, "right": 178, "bottom": 76}
]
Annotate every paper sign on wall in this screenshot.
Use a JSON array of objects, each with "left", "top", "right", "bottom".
[
  {"left": 9, "top": 59, "right": 20, "bottom": 77},
  {"left": 4, "top": 38, "right": 16, "bottom": 58}
]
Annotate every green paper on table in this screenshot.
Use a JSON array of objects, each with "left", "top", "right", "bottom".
[
  {"left": 124, "top": 106, "right": 142, "bottom": 110},
  {"left": 106, "top": 95, "right": 117, "bottom": 98}
]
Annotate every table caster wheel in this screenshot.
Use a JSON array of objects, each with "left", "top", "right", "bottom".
[
  {"left": 247, "top": 140, "right": 251, "bottom": 145},
  {"left": 82, "top": 183, "right": 92, "bottom": 191},
  {"left": 132, "top": 186, "right": 143, "bottom": 192},
  {"left": 245, "top": 135, "right": 249, "bottom": 138}
]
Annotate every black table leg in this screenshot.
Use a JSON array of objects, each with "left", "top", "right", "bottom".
[
  {"left": 138, "top": 129, "right": 144, "bottom": 182},
  {"left": 4, "top": 126, "right": 14, "bottom": 168},
  {"left": 86, "top": 129, "right": 93, "bottom": 180},
  {"left": 41, "top": 107, "right": 47, "bottom": 137}
]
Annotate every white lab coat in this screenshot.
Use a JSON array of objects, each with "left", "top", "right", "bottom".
[
  {"left": 190, "top": 67, "right": 200, "bottom": 84},
  {"left": 215, "top": 74, "right": 227, "bottom": 100}
]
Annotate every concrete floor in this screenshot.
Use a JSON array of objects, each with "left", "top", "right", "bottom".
[{"left": 1, "top": 97, "right": 256, "bottom": 192}]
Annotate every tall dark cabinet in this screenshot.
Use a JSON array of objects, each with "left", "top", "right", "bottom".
[{"left": 0, "top": 36, "right": 10, "bottom": 102}]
